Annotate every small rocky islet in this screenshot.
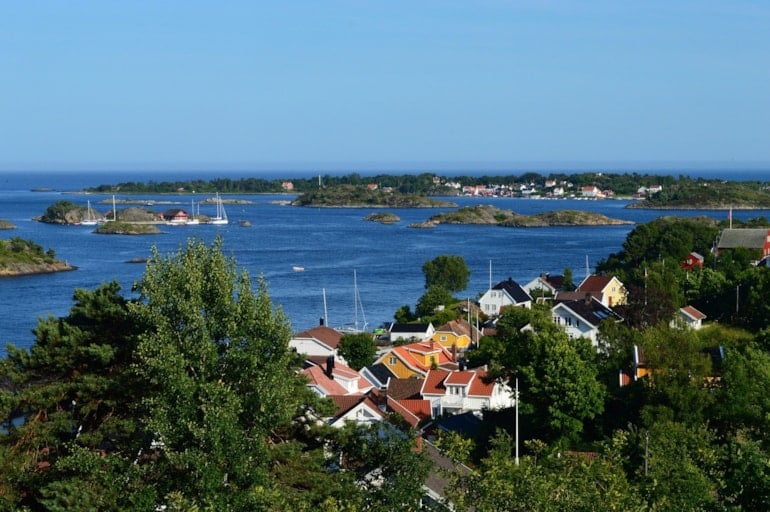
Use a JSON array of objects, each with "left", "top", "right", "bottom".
[{"left": 423, "top": 204, "right": 634, "bottom": 227}]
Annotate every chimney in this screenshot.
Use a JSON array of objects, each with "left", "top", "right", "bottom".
[
  {"left": 326, "top": 354, "right": 335, "bottom": 379},
  {"left": 459, "top": 359, "right": 467, "bottom": 371},
  {"left": 584, "top": 293, "right": 592, "bottom": 305},
  {"left": 319, "top": 317, "right": 325, "bottom": 326}
]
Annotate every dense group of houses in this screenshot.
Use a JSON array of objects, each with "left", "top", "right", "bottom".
[{"left": 285, "top": 239, "right": 757, "bottom": 503}]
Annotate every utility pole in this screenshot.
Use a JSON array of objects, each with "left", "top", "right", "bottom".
[
  {"left": 736, "top": 284, "right": 740, "bottom": 313},
  {"left": 515, "top": 376, "right": 520, "bottom": 466}
]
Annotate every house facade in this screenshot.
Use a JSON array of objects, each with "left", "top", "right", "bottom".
[
  {"left": 551, "top": 296, "right": 623, "bottom": 347},
  {"left": 576, "top": 275, "right": 627, "bottom": 307},
  {"left": 681, "top": 251, "right": 704, "bottom": 271},
  {"left": 478, "top": 278, "right": 533, "bottom": 316},
  {"left": 420, "top": 369, "right": 514, "bottom": 416},
  {"left": 716, "top": 228, "right": 770, "bottom": 258},
  {"left": 430, "top": 319, "right": 480, "bottom": 352},
  {"left": 388, "top": 322, "right": 435, "bottom": 342},
  {"left": 374, "top": 340, "right": 457, "bottom": 379},
  {"left": 523, "top": 273, "right": 565, "bottom": 298},
  {"left": 671, "top": 305, "right": 707, "bottom": 330},
  {"left": 289, "top": 324, "right": 344, "bottom": 361}
]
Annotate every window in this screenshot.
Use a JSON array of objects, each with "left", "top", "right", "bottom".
[
  {"left": 440, "top": 335, "right": 447, "bottom": 341},
  {"left": 389, "top": 356, "right": 396, "bottom": 365}
]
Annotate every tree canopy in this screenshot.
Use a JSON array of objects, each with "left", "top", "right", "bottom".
[{"left": 421, "top": 254, "right": 471, "bottom": 293}]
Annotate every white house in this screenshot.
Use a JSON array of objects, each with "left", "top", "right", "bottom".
[
  {"left": 671, "top": 305, "right": 707, "bottom": 330},
  {"left": 289, "top": 324, "right": 345, "bottom": 363},
  {"left": 523, "top": 273, "right": 565, "bottom": 298},
  {"left": 420, "top": 369, "right": 514, "bottom": 417},
  {"left": 478, "top": 278, "right": 532, "bottom": 316},
  {"left": 551, "top": 296, "right": 623, "bottom": 347},
  {"left": 327, "top": 395, "right": 386, "bottom": 428},
  {"left": 388, "top": 322, "right": 435, "bottom": 342}
]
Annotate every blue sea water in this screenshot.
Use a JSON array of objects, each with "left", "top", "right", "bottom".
[{"left": 1, "top": 169, "right": 769, "bottom": 354}]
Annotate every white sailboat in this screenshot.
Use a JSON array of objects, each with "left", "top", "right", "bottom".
[
  {"left": 210, "top": 193, "right": 228, "bottom": 225},
  {"left": 80, "top": 200, "right": 98, "bottom": 226},
  {"left": 186, "top": 199, "right": 200, "bottom": 225},
  {"left": 337, "top": 270, "right": 368, "bottom": 333}
]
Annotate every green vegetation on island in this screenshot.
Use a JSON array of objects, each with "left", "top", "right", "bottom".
[
  {"left": 94, "top": 221, "right": 161, "bottom": 235},
  {"left": 428, "top": 205, "right": 634, "bottom": 227},
  {"left": 83, "top": 172, "right": 770, "bottom": 209},
  {"left": 364, "top": 212, "right": 400, "bottom": 224},
  {"left": 0, "top": 237, "right": 74, "bottom": 276},
  {"left": 291, "top": 184, "right": 456, "bottom": 208},
  {"left": 628, "top": 176, "right": 770, "bottom": 209}
]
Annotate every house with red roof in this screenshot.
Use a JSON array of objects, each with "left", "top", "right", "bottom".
[
  {"left": 374, "top": 340, "right": 457, "bottom": 379},
  {"left": 420, "top": 369, "right": 514, "bottom": 416},
  {"left": 290, "top": 323, "right": 345, "bottom": 362},
  {"left": 576, "top": 274, "right": 627, "bottom": 307},
  {"left": 301, "top": 356, "right": 373, "bottom": 397}
]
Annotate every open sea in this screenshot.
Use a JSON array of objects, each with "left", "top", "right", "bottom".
[{"left": 1, "top": 169, "right": 769, "bottom": 354}]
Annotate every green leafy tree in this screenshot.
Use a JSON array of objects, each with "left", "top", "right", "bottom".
[
  {"left": 562, "top": 267, "right": 575, "bottom": 291},
  {"left": 416, "top": 284, "right": 453, "bottom": 317},
  {"left": 421, "top": 255, "right": 470, "bottom": 293},
  {"left": 338, "top": 332, "right": 377, "bottom": 370},
  {"left": 496, "top": 309, "right": 606, "bottom": 443},
  {"left": 130, "top": 238, "right": 311, "bottom": 509}
]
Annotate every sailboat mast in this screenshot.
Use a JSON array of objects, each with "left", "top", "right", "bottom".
[
  {"left": 353, "top": 270, "right": 358, "bottom": 332},
  {"left": 323, "top": 288, "right": 329, "bottom": 326}
]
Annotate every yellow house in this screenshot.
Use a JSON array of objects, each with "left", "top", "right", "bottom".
[
  {"left": 576, "top": 275, "right": 627, "bottom": 307},
  {"left": 375, "top": 340, "right": 456, "bottom": 379},
  {"left": 431, "top": 319, "right": 480, "bottom": 352}
]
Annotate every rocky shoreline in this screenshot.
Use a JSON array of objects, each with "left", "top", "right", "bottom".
[{"left": 0, "top": 261, "right": 77, "bottom": 277}]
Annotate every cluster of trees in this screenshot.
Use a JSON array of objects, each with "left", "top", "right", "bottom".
[
  {"left": 424, "top": 216, "right": 770, "bottom": 510},
  {"left": 0, "top": 237, "right": 55, "bottom": 264},
  {"left": 0, "top": 238, "right": 429, "bottom": 510}
]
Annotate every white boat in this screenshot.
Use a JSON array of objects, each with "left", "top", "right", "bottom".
[
  {"left": 80, "top": 200, "right": 98, "bottom": 226},
  {"left": 292, "top": 265, "right": 305, "bottom": 272},
  {"left": 209, "top": 193, "right": 228, "bottom": 225},
  {"left": 337, "top": 270, "right": 369, "bottom": 334},
  {"left": 186, "top": 199, "right": 200, "bottom": 225}
]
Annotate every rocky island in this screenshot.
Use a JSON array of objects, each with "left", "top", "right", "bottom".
[
  {"left": 292, "top": 185, "right": 456, "bottom": 208},
  {"left": 425, "top": 205, "right": 634, "bottom": 227},
  {"left": 364, "top": 212, "right": 400, "bottom": 224},
  {"left": 0, "top": 219, "right": 15, "bottom": 230},
  {"left": 0, "top": 237, "right": 75, "bottom": 277}
]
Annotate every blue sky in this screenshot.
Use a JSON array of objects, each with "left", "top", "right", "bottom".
[{"left": 1, "top": 1, "right": 768, "bottom": 172}]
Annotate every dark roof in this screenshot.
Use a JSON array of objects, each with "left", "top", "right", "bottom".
[
  {"left": 387, "top": 377, "right": 424, "bottom": 400},
  {"left": 390, "top": 323, "right": 431, "bottom": 333},
  {"left": 434, "top": 411, "right": 483, "bottom": 437},
  {"left": 542, "top": 273, "right": 565, "bottom": 290},
  {"left": 423, "top": 440, "right": 471, "bottom": 501},
  {"left": 493, "top": 278, "right": 532, "bottom": 304},
  {"left": 557, "top": 297, "right": 622, "bottom": 326},
  {"left": 363, "top": 363, "right": 395, "bottom": 386},
  {"left": 718, "top": 228, "right": 770, "bottom": 250}
]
